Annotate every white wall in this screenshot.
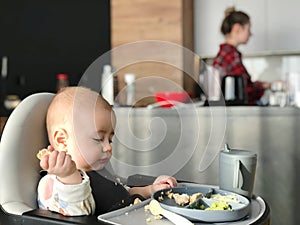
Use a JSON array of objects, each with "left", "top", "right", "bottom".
[
  {"left": 243, "top": 55, "right": 300, "bottom": 82},
  {"left": 266, "top": 0, "right": 300, "bottom": 51}
]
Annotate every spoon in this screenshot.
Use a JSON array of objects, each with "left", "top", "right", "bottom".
[{"left": 149, "top": 199, "right": 193, "bottom": 225}]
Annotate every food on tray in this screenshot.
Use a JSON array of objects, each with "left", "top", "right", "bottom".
[
  {"left": 158, "top": 189, "right": 203, "bottom": 206},
  {"left": 157, "top": 189, "right": 234, "bottom": 211},
  {"left": 144, "top": 204, "right": 150, "bottom": 211},
  {"left": 205, "top": 201, "right": 232, "bottom": 210},
  {"left": 211, "top": 194, "right": 240, "bottom": 203},
  {"left": 173, "top": 193, "right": 190, "bottom": 206},
  {"left": 166, "top": 189, "right": 174, "bottom": 199},
  {"left": 133, "top": 198, "right": 142, "bottom": 205},
  {"left": 36, "top": 148, "right": 51, "bottom": 159},
  {"left": 144, "top": 205, "right": 163, "bottom": 223},
  {"left": 152, "top": 186, "right": 250, "bottom": 222},
  {"left": 158, "top": 195, "right": 164, "bottom": 201},
  {"left": 189, "top": 192, "right": 203, "bottom": 203},
  {"left": 154, "top": 215, "right": 163, "bottom": 220}
]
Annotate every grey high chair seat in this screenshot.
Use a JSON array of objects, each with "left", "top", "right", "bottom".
[{"left": 0, "top": 93, "right": 104, "bottom": 225}]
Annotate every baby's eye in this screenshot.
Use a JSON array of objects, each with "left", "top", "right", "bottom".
[
  {"left": 93, "top": 138, "right": 103, "bottom": 143},
  {"left": 109, "top": 139, "right": 113, "bottom": 144}
]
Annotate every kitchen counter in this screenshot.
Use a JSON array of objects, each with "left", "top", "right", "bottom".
[
  {"left": 110, "top": 106, "right": 300, "bottom": 225},
  {"left": 1, "top": 106, "right": 299, "bottom": 225},
  {"left": 200, "top": 49, "right": 300, "bottom": 60}
]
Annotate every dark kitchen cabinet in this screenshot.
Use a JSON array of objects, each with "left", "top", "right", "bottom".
[{"left": 0, "top": 0, "right": 111, "bottom": 100}]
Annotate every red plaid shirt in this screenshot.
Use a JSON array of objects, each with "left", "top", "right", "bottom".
[{"left": 213, "top": 43, "right": 264, "bottom": 105}]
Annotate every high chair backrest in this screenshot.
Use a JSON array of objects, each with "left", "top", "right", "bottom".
[{"left": 0, "top": 93, "right": 54, "bottom": 215}]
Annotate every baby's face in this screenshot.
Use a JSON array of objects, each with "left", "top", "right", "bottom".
[{"left": 68, "top": 102, "right": 115, "bottom": 171}]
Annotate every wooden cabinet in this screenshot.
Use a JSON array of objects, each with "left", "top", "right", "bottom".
[
  {"left": 0, "top": 117, "right": 7, "bottom": 138},
  {"left": 111, "top": 0, "right": 184, "bottom": 47},
  {"left": 110, "top": 0, "right": 195, "bottom": 102}
]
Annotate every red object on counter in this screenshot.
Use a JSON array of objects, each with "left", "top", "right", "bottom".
[
  {"left": 154, "top": 92, "right": 190, "bottom": 108},
  {"left": 57, "top": 73, "right": 68, "bottom": 80},
  {"left": 56, "top": 73, "right": 69, "bottom": 92}
]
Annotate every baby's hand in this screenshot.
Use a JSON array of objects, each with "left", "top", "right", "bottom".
[
  {"left": 151, "top": 175, "right": 178, "bottom": 193},
  {"left": 40, "top": 148, "right": 81, "bottom": 184}
]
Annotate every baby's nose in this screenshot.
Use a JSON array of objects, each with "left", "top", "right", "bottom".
[{"left": 102, "top": 142, "right": 112, "bottom": 152}]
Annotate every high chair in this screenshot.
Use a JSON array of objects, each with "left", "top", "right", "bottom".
[{"left": 0, "top": 93, "right": 104, "bottom": 225}]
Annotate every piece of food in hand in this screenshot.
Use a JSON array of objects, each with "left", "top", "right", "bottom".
[{"left": 36, "top": 148, "right": 51, "bottom": 159}]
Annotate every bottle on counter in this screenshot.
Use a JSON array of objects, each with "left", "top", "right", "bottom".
[
  {"left": 113, "top": 71, "right": 119, "bottom": 106},
  {"left": 0, "top": 56, "right": 8, "bottom": 111},
  {"left": 101, "top": 65, "right": 114, "bottom": 105},
  {"left": 124, "top": 73, "right": 136, "bottom": 106},
  {"left": 56, "top": 73, "right": 69, "bottom": 92},
  {"left": 0, "top": 56, "right": 21, "bottom": 113}
]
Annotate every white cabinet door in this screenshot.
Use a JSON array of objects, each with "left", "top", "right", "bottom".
[
  {"left": 194, "top": 0, "right": 225, "bottom": 56},
  {"left": 194, "top": 0, "right": 267, "bottom": 56},
  {"left": 235, "top": 0, "right": 267, "bottom": 53},
  {"left": 266, "top": 0, "right": 300, "bottom": 51}
]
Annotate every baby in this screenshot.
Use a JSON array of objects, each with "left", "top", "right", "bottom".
[{"left": 37, "top": 86, "right": 177, "bottom": 216}]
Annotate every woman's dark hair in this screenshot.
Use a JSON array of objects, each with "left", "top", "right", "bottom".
[{"left": 221, "top": 7, "right": 250, "bottom": 35}]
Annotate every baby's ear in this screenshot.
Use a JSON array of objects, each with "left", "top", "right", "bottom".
[{"left": 53, "top": 128, "right": 69, "bottom": 151}]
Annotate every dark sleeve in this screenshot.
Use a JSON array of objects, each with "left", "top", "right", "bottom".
[
  {"left": 87, "top": 171, "right": 145, "bottom": 215},
  {"left": 247, "top": 81, "right": 265, "bottom": 105}
]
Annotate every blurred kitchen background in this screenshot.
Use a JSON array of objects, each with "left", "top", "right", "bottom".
[
  {"left": 1, "top": 0, "right": 300, "bottom": 109},
  {"left": 195, "top": 0, "right": 300, "bottom": 92},
  {"left": 1, "top": 1, "right": 300, "bottom": 225}
]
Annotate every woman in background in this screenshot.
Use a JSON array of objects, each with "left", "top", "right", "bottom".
[{"left": 213, "top": 7, "right": 270, "bottom": 105}]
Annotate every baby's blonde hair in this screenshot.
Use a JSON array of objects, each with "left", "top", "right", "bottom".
[{"left": 46, "top": 86, "right": 112, "bottom": 145}]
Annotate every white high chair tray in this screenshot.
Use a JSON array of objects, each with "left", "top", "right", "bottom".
[{"left": 98, "top": 183, "right": 266, "bottom": 225}]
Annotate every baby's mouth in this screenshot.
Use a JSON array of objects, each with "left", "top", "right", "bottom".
[{"left": 99, "top": 157, "right": 110, "bottom": 164}]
